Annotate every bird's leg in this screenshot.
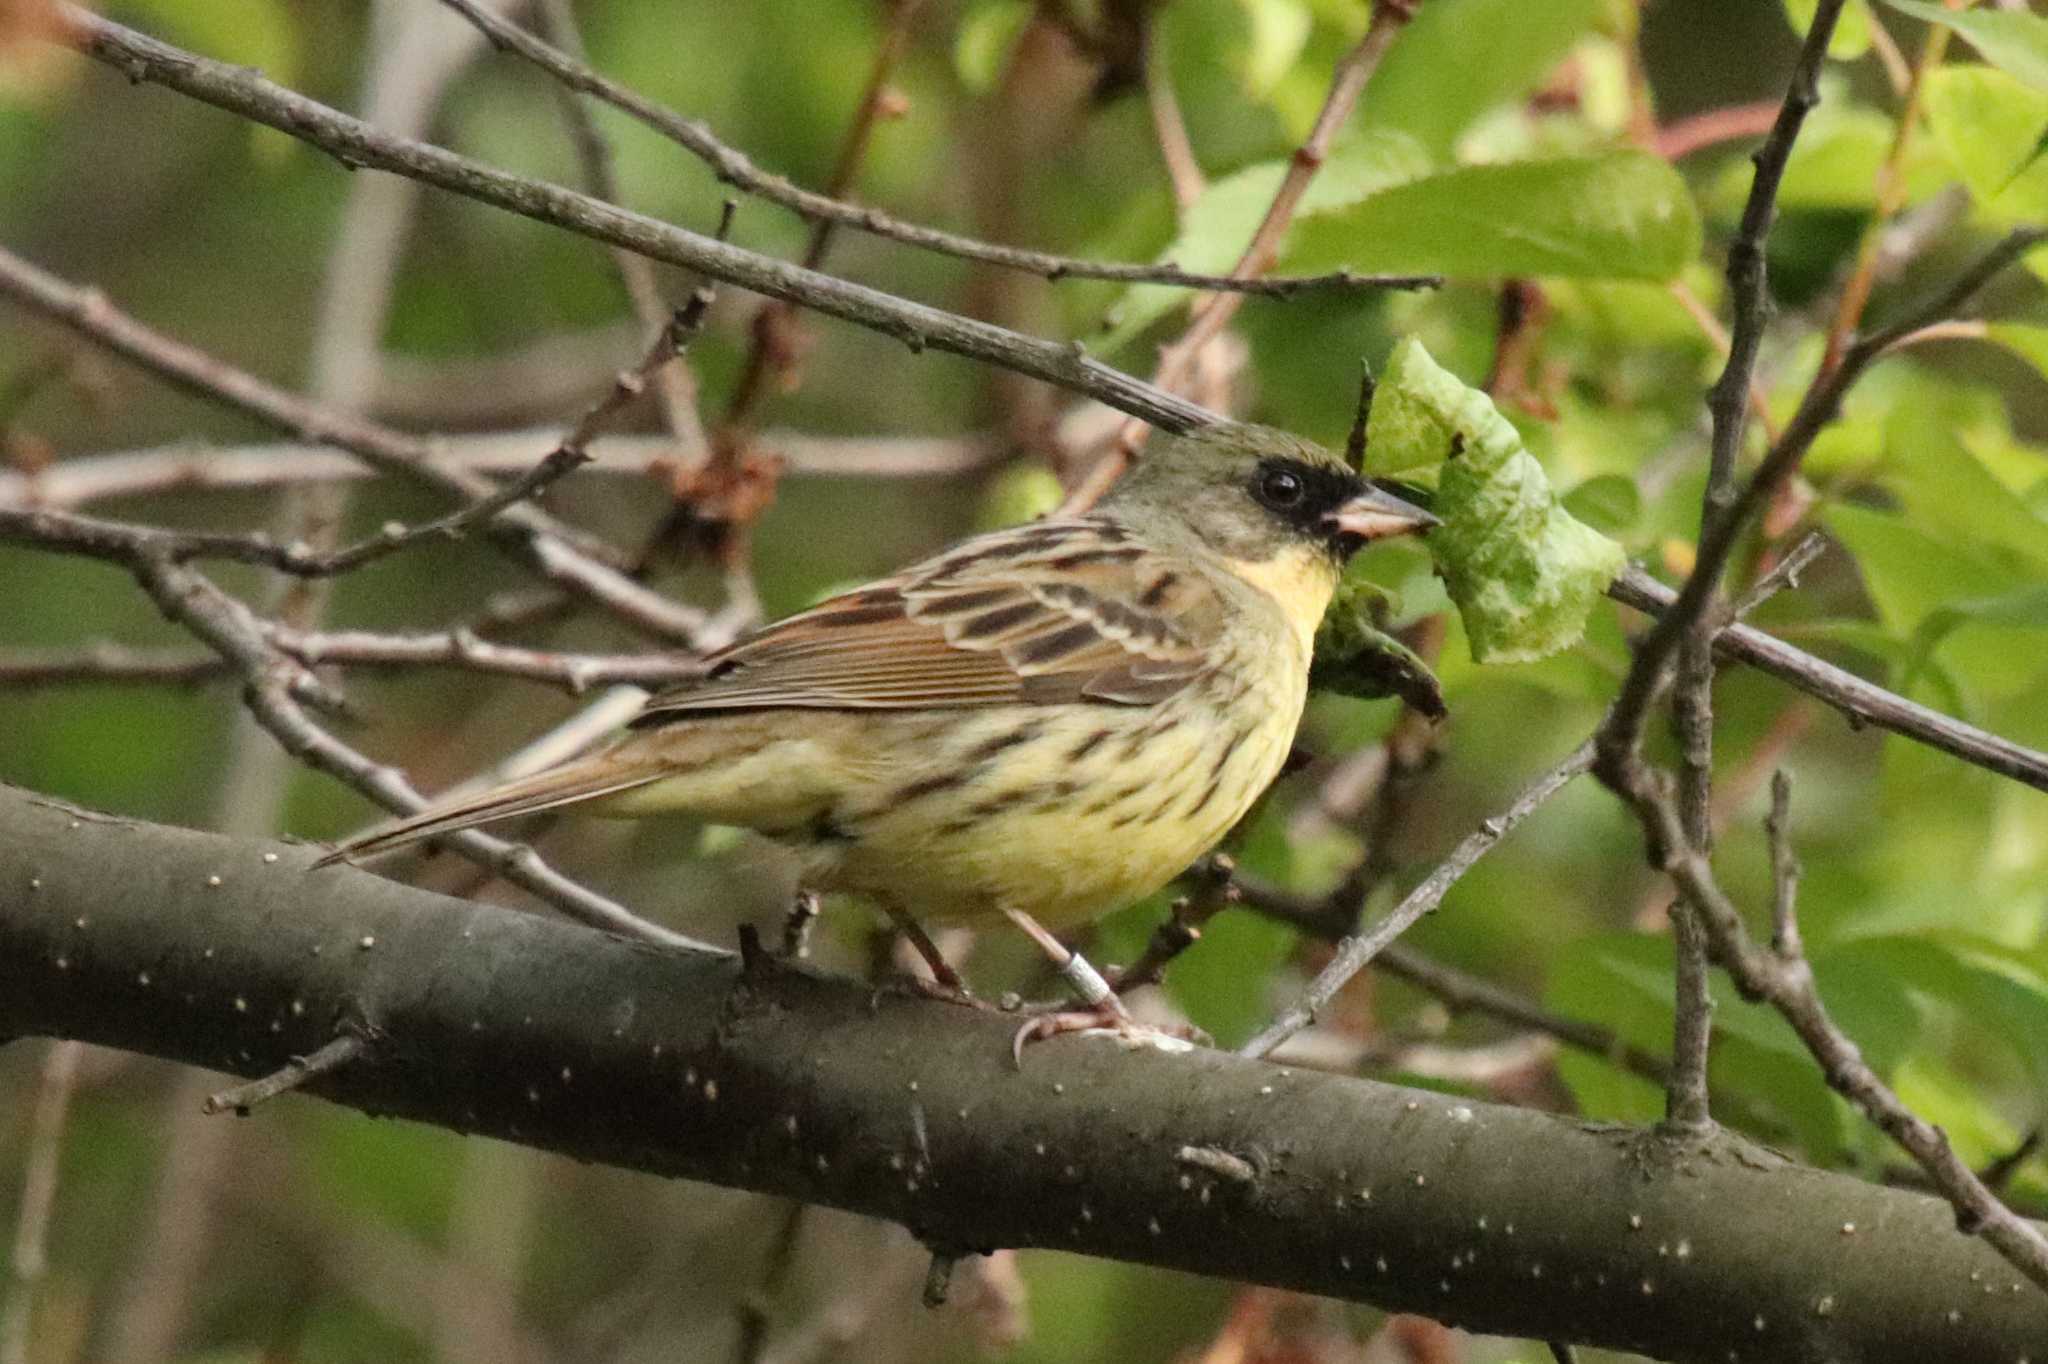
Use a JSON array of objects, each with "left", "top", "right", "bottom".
[
  {"left": 1002, "top": 908, "right": 1140, "bottom": 1062},
  {"left": 780, "top": 889, "right": 820, "bottom": 959},
  {"left": 882, "top": 901, "right": 977, "bottom": 1004}
]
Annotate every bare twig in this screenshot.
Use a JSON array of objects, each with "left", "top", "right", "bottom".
[
  {"left": 0, "top": 498, "right": 709, "bottom": 948},
  {"left": 1730, "top": 531, "right": 1828, "bottom": 618},
  {"left": 1609, "top": 566, "right": 2048, "bottom": 792},
  {"left": 1603, "top": 224, "right": 2048, "bottom": 774},
  {"left": 1241, "top": 738, "right": 1596, "bottom": 1060},
  {"left": 0, "top": 628, "right": 702, "bottom": 695},
  {"left": 203, "top": 1035, "right": 367, "bottom": 1115},
  {"left": 1064, "top": 0, "right": 1425, "bottom": 509},
  {"left": 532, "top": 0, "right": 708, "bottom": 465},
  {"left": 721, "top": 0, "right": 926, "bottom": 434},
  {"left": 55, "top": 6, "right": 1223, "bottom": 435},
  {"left": 0, "top": 243, "right": 713, "bottom": 644},
  {"left": 1233, "top": 871, "right": 1675, "bottom": 1085},
  {"left": 1109, "top": 855, "right": 1241, "bottom": 992},
  {"left": 1142, "top": 19, "right": 1204, "bottom": 213},
  {"left": 1598, "top": 0, "right": 1847, "bottom": 773},
  {"left": 434, "top": 0, "right": 1432, "bottom": 300},
  {"left": 0, "top": 429, "right": 1006, "bottom": 509},
  {"left": 0, "top": 643, "right": 226, "bottom": 689},
  {"left": 2, "top": 1041, "right": 83, "bottom": 1364},
  {"left": 1608, "top": 762, "right": 2048, "bottom": 1292},
  {"left": 253, "top": 299, "right": 712, "bottom": 577},
  {"left": 1650, "top": 101, "right": 1783, "bottom": 161},
  {"left": 0, "top": 249, "right": 612, "bottom": 565},
  {"left": 734, "top": 1202, "right": 806, "bottom": 1364}
]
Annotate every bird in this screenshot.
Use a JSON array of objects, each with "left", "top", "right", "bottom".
[{"left": 318, "top": 422, "right": 1436, "bottom": 1043}]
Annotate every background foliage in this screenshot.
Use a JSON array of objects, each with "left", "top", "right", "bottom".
[{"left": 3, "top": 1, "right": 2047, "bottom": 1361}]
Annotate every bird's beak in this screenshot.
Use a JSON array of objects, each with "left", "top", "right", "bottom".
[{"left": 1324, "top": 484, "right": 1440, "bottom": 541}]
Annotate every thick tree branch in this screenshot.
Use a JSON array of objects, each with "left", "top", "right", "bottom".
[{"left": 3, "top": 784, "right": 2045, "bottom": 1364}]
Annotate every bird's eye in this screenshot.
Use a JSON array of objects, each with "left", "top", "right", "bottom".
[{"left": 1256, "top": 467, "right": 1305, "bottom": 509}]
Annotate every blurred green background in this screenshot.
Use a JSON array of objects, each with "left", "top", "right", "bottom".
[{"left": 3, "top": 1, "right": 2047, "bottom": 1361}]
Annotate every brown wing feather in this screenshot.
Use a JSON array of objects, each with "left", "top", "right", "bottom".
[{"left": 632, "top": 518, "right": 1224, "bottom": 726}]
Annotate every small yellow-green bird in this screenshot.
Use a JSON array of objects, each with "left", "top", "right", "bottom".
[{"left": 320, "top": 423, "right": 1434, "bottom": 1037}]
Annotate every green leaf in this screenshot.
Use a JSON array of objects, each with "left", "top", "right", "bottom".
[
  {"left": 1837, "top": 936, "right": 2048, "bottom": 1091},
  {"left": 1899, "top": 583, "right": 2048, "bottom": 690},
  {"left": 1365, "top": 338, "right": 1626, "bottom": 663},
  {"left": 1823, "top": 504, "right": 2013, "bottom": 632},
  {"left": 1235, "top": 0, "right": 1313, "bottom": 97},
  {"left": 1356, "top": 0, "right": 1605, "bottom": 158},
  {"left": 954, "top": 0, "right": 1031, "bottom": 94},
  {"left": 1285, "top": 152, "right": 1702, "bottom": 282},
  {"left": 1879, "top": 0, "right": 2048, "bottom": 92},
  {"left": 1921, "top": 65, "right": 2048, "bottom": 217},
  {"left": 1784, "top": 0, "right": 1874, "bottom": 59},
  {"left": 1096, "top": 131, "right": 1432, "bottom": 353},
  {"left": 1560, "top": 474, "right": 1642, "bottom": 536},
  {"left": 126, "top": 0, "right": 301, "bottom": 85},
  {"left": 1310, "top": 577, "right": 1447, "bottom": 717},
  {"left": 1987, "top": 322, "right": 2048, "bottom": 382},
  {"left": 1546, "top": 935, "right": 1846, "bottom": 1153}
]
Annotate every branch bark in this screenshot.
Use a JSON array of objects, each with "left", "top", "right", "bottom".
[{"left": 3, "top": 783, "right": 2044, "bottom": 1364}]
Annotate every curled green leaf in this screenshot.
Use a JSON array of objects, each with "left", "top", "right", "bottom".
[
  {"left": 1311, "top": 577, "right": 1446, "bottom": 719},
  {"left": 1368, "top": 338, "right": 1626, "bottom": 664}
]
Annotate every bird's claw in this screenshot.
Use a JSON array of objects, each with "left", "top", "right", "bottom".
[{"left": 899, "top": 975, "right": 990, "bottom": 1010}]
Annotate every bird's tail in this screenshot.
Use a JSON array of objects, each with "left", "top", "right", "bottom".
[{"left": 313, "top": 756, "right": 663, "bottom": 866}]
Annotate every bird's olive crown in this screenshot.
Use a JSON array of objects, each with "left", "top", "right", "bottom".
[{"left": 1105, "top": 422, "right": 1372, "bottom": 563}]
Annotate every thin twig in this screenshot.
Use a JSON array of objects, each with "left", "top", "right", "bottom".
[
  {"left": 1609, "top": 762, "right": 2048, "bottom": 1292},
  {"left": 2, "top": 1041, "right": 83, "bottom": 1364},
  {"left": 1766, "top": 770, "right": 1802, "bottom": 961},
  {"left": 0, "top": 644, "right": 226, "bottom": 689},
  {"left": 1233, "top": 872, "right": 1674, "bottom": 1086},
  {"left": 0, "top": 429, "right": 1006, "bottom": 509},
  {"left": 1730, "top": 532, "right": 1828, "bottom": 618},
  {"left": 1142, "top": 18, "right": 1204, "bottom": 213},
  {"left": 0, "top": 501, "right": 712, "bottom": 949},
  {"left": 1597, "top": 0, "right": 1847, "bottom": 772},
  {"left": 434, "top": 0, "right": 1431, "bottom": 300},
  {"left": 1609, "top": 564, "right": 2048, "bottom": 794},
  {"left": 1064, "top": 0, "right": 1424, "bottom": 509},
  {"left": 721, "top": 0, "right": 926, "bottom": 434},
  {"left": 1241, "top": 738, "right": 1596, "bottom": 1060},
  {"left": 0, "top": 242, "right": 712, "bottom": 645},
  {"left": 734, "top": 1202, "right": 807, "bottom": 1364},
  {"left": 1604, "top": 225, "right": 2048, "bottom": 775},
  {"left": 202, "top": 1034, "right": 367, "bottom": 1115},
  {"left": 270, "top": 301, "right": 713, "bottom": 577},
  {"left": 55, "top": 6, "right": 1224, "bottom": 435},
  {"left": 532, "top": 0, "right": 708, "bottom": 464},
  {"left": 0, "top": 249, "right": 611, "bottom": 565},
  {"left": 1109, "top": 855, "right": 1240, "bottom": 992}
]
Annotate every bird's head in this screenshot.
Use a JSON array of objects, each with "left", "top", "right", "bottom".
[{"left": 1104, "top": 422, "right": 1438, "bottom": 569}]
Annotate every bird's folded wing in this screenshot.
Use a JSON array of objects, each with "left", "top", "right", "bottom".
[{"left": 632, "top": 518, "right": 1226, "bottom": 723}]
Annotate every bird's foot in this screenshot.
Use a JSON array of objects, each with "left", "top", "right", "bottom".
[
  {"left": 1011, "top": 998, "right": 1130, "bottom": 1066},
  {"left": 1008, "top": 994, "right": 1210, "bottom": 1065},
  {"left": 895, "top": 973, "right": 991, "bottom": 1010}
]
